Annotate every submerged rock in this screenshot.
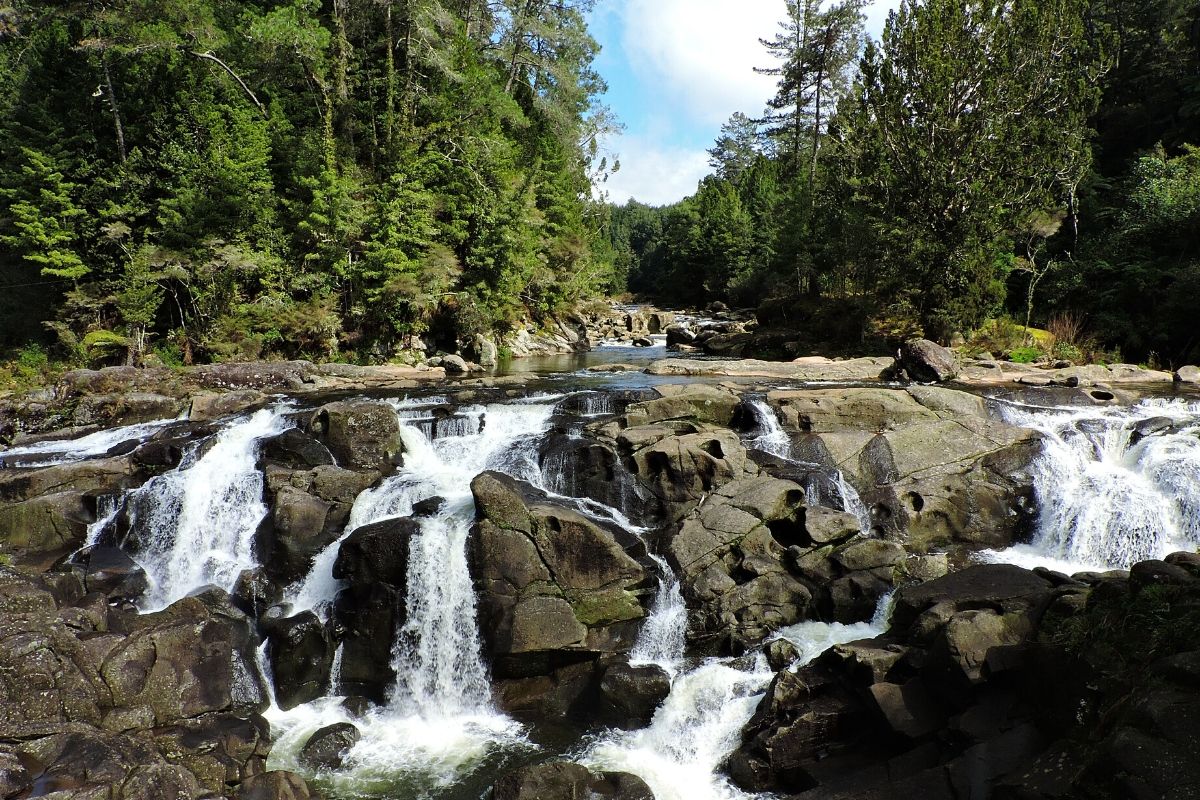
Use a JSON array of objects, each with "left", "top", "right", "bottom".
[{"left": 491, "top": 761, "right": 654, "bottom": 800}]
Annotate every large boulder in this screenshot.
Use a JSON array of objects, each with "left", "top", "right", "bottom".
[
  {"left": 330, "top": 516, "right": 418, "bottom": 701},
  {"left": 491, "top": 761, "right": 654, "bottom": 800},
  {"left": 897, "top": 338, "right": 959, "bottom": 383},
  {"left": 730, "top": 565, "right": 1059, "bottom": 796},
  {"left": 0, "top": 457, "right": 144, "bottom": 557},
  {"left": 472, "top": 473, "right": 648, "bottom": 662},
  {"left": 0, "top": 568, "right": 282, "bottom": 798},
  {"left": 265, "top": 611, "right": 333, "bottom": 710},
  {"left": 260, "top": 463, "right": 379, "bottom": 583},
  {"left": 1175, "top": 365, "right": 1200, "bottom": 386},
  {"left": 299, "top": 722, "right": 361, "bottom": 771},
  {"left": 764, "top": 387, "right": 1038, "bottom": 552},
  {"left": 310, "top": 400, "right": 403, "bottom": 472},
  {"left": 597, "top": 661, "right": 671, "bottom": 729}
]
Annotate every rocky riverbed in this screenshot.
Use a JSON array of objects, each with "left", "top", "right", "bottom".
[{"left": 1, "top": 323, "right": 1199, "bottom": 800}]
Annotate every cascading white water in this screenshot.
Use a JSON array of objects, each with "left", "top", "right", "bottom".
[
  {"left": 988, "top": 398, "right": 1200, "bottom": 571},
  {"left": 0, "top": 417, "right": 180, "bottom": 468},
  {"left": 583, "top": 596, "right": 889, "bottom": 800},
  {"left": 267, "top": 398, "right": 560, "bottom": 794},
  {"left": 834, "top": 470, "right": 872, "bottom": 534},
  {"left": 630, "top": 555, "right": 688, "bottom": 675},
  {"left": 746, "top": 399, "right": 791, "bottom": 460},
  {"left": 127, "top": 407, "right": 293, "bottom": 610},
  {"left": 83, "top": 494, "right": 123, "bottom": 550}
]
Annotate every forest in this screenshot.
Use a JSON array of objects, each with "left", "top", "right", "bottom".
[
  {"left": 0, "top": 0, "right": 618, "bottom": 373},
  {"left": 1, "top": 0, "right": 1199, "bottom": 378},
  {"left": 611, "top": 0, "right": 1200, "bottom": 366}
]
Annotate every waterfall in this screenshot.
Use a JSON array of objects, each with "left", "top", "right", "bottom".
[
  {"left": 990, "top": 398, "right": 1200, "bottom": 571},
  {"left": 329, "top": 642, "right": 345, "bottom": 696},
  {"left": 834, "top": 470, "right": 872, "bottom": 534},
  {"left": 579, "top": 391, "right": 616, "bottom": 417},
  {"left": 267, "top": 398, "right": 558, "bottom": 792},
  {"left": 630, "top": 555, "right": 687, "bottom": 675},
  {"left": 0, "top": 417, "right": 179, "bottom": 468},
  {"left": 126, "top": 407, "right": 293, "bottom": 610},
  {"left": 83, "top": 494, "right": 123, "bottom": 550},
  {"left": 584, "top": 596, "right": 890, "bottom": 800},
  {"left": 745, "top": 399, "right": 791, "bottom": 459}
]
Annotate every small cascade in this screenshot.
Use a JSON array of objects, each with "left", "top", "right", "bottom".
[
  {"left": 630, "top": 555, "right": 688, "bottom": 675},
  {"left": 126, "top": 407, "right": 293, "bottom": 610},
  {"left": 579, "top": 392, "right": 616, "bottom": 417},
  {"left": 0, "top": 417, "right": 179, "bottom": 468},
  {"left": 83, "top": 494, "right": 123, "bottom": 550},
  {"left": 834, "top": 470, "right": 872, "bottom": 534},
  {"left": 584, "top": 594, "right": 890, "bottom": 800},
  {"left": 329, "top": 642, "right": 345, "bottom": 696},
  {"left": 992, "top": 398, "right": 1200, "bottom": 570},
  {"left": 745, "top": 398, "right": 791, "bottom": 460}
]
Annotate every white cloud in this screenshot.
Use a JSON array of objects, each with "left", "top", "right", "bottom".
[
  {"left": 597, "top": 0, "right": 904, "bottom": 205},
  {"left": 596, "top": 135, "right": 711, "bottom": 206},
  {"left": 618, "top": 0, "right": 784, "bottom": 127}
]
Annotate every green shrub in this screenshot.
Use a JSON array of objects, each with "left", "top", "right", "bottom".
[
  {"left": 1008, "top": 345, "right": 1044, "bottom": 363},
  {"left": 1052, "top": 341, "right": 1084, "bottom": 363}
]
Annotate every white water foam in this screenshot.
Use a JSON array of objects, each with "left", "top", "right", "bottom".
[
  {"left": 127, "top": 407, "right": 293, "bottom": 610},
  {"left": 984, "top": 398, "right": 1200, "bottom": 572}
]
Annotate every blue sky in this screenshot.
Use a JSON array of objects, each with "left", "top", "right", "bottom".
[{"left": 588, "top": 0, "right": 902, "bottom": 205}]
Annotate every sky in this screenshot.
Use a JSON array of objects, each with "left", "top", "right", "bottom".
[{"left": 588, "top": 0, "right": 902, "bottom": 206}]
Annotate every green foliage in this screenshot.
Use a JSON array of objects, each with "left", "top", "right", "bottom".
[
  {"left": 1008, "top": 346, "right": 1044, "bottom": 364},
  {"left": 81, "top": 330, "right": 130, "bottom": 366},
  {"left": 0, "top": 0, "right": 615, "bottom": 371}
]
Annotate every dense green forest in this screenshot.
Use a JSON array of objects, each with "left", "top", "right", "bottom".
[
  {"left": 0, "top": 0, "right": 618, "bottom": 371},
  {"left": 612, "top": 0, "right": 1200, "bottom": 365},
  {"left": 2, "top": 0, "right": 1198, "bottom": 377}
]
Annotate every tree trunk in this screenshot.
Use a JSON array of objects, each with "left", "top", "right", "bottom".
[{"left": 102, "top": 55, "right": 127, "bottom": 163}]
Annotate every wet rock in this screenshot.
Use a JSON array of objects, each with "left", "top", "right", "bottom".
[
  {"left": 598, "top": 661, "right": 671, "bottom": 728},
  {"left": 632, "top": 336, "right": 654, "bottom": 347},
  {"left": 310, "top": 400, "right": 403, "bottom": 472},
  {"left": 412, "top": 495, "right": 445, "bottom": 517},
  {"left": 666, "top": 475, "right": 818, "bottom": 651},
  {"left": 330, "top": 518, "right": 416, "bottom": 702},
  {"left": 299, "top": 722, "right": 361, "bottom": 771},
  {"left": 262, "top": 428, "right": 335, "bottom": 469},
  {"left": 0, "top": 457, "right": 141, "bottom": 555},
  {"left": 766, "top": 638, "right": 801, "bottom": 671},
  {"left": 665, "top": 323, "right": 696, "bottom": 346},
  {"left": 333, "top": 516, "right": 416, "bottom": 589},
  {"left": 265, "top": 611, "right": 332, "bottom": 710},
  {"left": 72, "top": 392, "right": 184, "bottom": 427},
  {"left": 268, "top": 485, "right": 339, "bottom": 580},
  {"left": 491, "top": 761, "right": 654, "bottom": 800},
  {"left": 890, "top": 565, "right": 1053, "bottom": 630},
  {"left": 65, "top": 545, "right": 148, "bottom": 601},
  {"left": 237, "top": 770, "right": 318, "bottom": 800},
  {"left": 897, "top": 339, "right": 959, "bottom": 383}
]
